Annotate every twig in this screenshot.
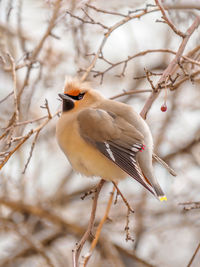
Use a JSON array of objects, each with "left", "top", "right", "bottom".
[
  {"left": 98, "top": 237, "right": 125, "bottom": 267},
  {"left": 110, "top": 89, "right": 152, "bottom": 100},
  {"left": 112, "top": 182, "right": 134, "bottom": 213},
  {"left": 115, "top": 244, "right": 156, "bottom": 267},
  {"left": 0, "top": 130, "right": 33, "bottom": 169},
  {"left": 17, "top": 0, "right": 61, "bottom": 105},
  {"left": 0, "top": 91, "right": 13, "bottom": 104},
  {"left": 170, "top": 69, "right": 200, "bottom": 91},
  {"left": 153, "top": 153, "right": 177, "bottom": 176},
  {"left": 66, "top": 10, "right": 108, "bottom": 30},
  {"left": 0, "top": 227, "right": 65, "bottom": 267},
  {"left": 72, "top": 179, "right": 105, "bottom": 267},
  {"left": 140, "top": 15, "right": 200, "bottom": 119},
  {"left": 85, "top": 46, "right": 200, "bottom": 81},
  {"left": 7, "top": 53, "right": 19, "bottom": 122},
  {"left": 32, "top": 0, "right": 61, "bottom": 59},
  {"left": 187, "top": 242, "right": 200, "bottom": 267},
  {"left": 13, "top": 115, "right": 49, "bottom": 127},
  {"left": 144, "top": 68, "right": 156, "bottom": 91},
  {"left": 134, "top": 71, "right": 162, "bottom": 79},
  {"left": 0, "top": 198, "right": 83, "bottom": 235},
  {"left": 86, "top": 4, "right": 127, "bottom": 17},
  {"left": 82, "top": 185, "right": 115, "bottom": 266},
  {"left": 179, "top": 201, "right": 200, "bottom": 211},
  {"left": 80, "top": 186, "right": 98, "bottom": 200},
  {"left": 163, "top": 1, "right": 200, "bottom": 11},
  {"left": 155, "top": 0, "right": 186, "bottom": 37},
  {"left": 41, "top": 99, "right": 52, "bottom": 119},
  {"left": 22, "top": 130, "right": 40, "bottom": 174},
  {"left": 0, "top": 110, "right": 60, "bottom": 170},
  {"left": 13, "top": 223, "right": 55, "bottom": 267},
  {"left": 80, "top": 7, "right": 158, "bottom": 82},
  {"left": 124, "top": 209, "right": 134, "bottom": 242},
  {"left": 17, "top": 0, "right": 26, "bottom": 52},
  {"left": 91, "top": 48, "right": 177, "bottom": 80},
  {"left": 183, "top": 55, "right": 200, "bottom": 66}
]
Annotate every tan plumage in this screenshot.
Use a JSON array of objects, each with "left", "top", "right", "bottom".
[{"left": 56, "top": 78, "right": 167, "bottom": 201}]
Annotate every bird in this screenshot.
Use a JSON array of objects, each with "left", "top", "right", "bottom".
[{"left": 56, "top": 78, "right": 167, "bottom": 201}]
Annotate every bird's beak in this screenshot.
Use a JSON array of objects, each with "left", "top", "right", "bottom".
[
  {"left": 58, "top": 93, "right": 72, "bottom": 101},
  {"left": 58, "top": 93, "right": 75, "bottom": 111}
]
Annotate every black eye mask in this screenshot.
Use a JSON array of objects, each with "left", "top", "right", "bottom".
[
  {"left": 62, "top": 98, "right": 74, "bottom": 112},
  {"left": 66, "top": 92, "right": 85, "bottom": 100}
]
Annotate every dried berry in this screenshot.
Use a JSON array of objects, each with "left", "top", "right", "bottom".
[{"left": 161, "top": 104, "right": 167, "bottom": 112}]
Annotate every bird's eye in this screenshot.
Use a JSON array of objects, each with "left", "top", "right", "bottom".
[
  {"left": 77, "top": 92, "right": 85, "bottom": 100},
  {"left": 65, "top": 92, "right": 85, "bottom": 101}
]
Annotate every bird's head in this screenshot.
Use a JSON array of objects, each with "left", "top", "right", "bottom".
[{"left": 58, "top": 78, "right": 103, "bottom": 112}]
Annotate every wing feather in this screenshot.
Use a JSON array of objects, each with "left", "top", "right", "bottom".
[
  {"left": 77, "top": 108, "right": 155, "bottom": 196},
  {"left": 96, "top": 141, "right": 155, "bottom": 195}
]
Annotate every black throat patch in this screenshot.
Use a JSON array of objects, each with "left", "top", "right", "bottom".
[{"left": 62, "top": 98, "right": 74, "bottom": 112}]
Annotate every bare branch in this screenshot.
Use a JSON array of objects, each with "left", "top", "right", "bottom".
[
  {"left": 112, "top": 182, "right": 134, "bottom": 213},
  {"left": 7, "top": 53, "right": 19, "bottom": 122},
  {"left": 187, "top": 242, "right": 200, "bottom": 267},
  {"left": 80, "top": 7, "right": 158, "bottom": 82},
  {"left": 0, "top": 91, "right": 13, "bottom": 104},
  {"left": 0, "top": 110, "right": 60, "bottom": 170},
  {"left": 140, "top": 15, "right": 200, "bottom": 119},
  {"left": 155, "top": 0, "right": 186, "bottom": 37},
  {"left": 22, "top": 130, "right": 40, "bottom": 174},
  {"left": 83, "top": 185, "right": 115, "bottom": 266},
  {"left": 72, "top": 179, "right": 105, "bottom": 267},
  {"left": 110, "top": 89, "right": 152, "bottom": 100},
  {"left": 163, "top": 0, "right": 200, "bottom": 11},
  {"left": 153, "top": 153, "right": 177, "bottom": 176}
]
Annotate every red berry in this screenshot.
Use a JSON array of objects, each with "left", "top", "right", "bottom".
[{"left": 161, "top": 104, "right": 167, "bottom": 112}]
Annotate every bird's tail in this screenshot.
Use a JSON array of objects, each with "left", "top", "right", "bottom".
[
  {"left": 153, "top": 182, "right": 167, "bottom": 202},
  {"left": 142, "top": 173, "right": 167, "bottom": 202}
]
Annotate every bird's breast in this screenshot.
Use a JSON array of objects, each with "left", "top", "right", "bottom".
[{"left": 56, "top": 115, "right": 126, "bottom": 181}]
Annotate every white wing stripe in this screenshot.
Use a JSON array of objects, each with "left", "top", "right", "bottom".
[
  {"left": 130, "top": 156, "right": 136, "bottom": 164},
  {"left": 105, "top": 142, "right": 115, "bottom": 161},
  {"left": 131, "top": 147, "right": 139, "bottom": 152},
  {"left": 133, "top": 144, "right": 141, "bottom": 149}
]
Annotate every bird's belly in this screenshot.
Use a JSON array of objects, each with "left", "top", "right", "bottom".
[{"left": 58, "top": 127, "right": 127, "bottom": 181}]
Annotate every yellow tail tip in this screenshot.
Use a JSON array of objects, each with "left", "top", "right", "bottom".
[{"left": 159, "top": 196, "right": 167, "bottom": 202}]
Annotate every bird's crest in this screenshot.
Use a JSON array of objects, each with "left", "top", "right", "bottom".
[{"left": 63, "top": 77, "right": 90, "bottom": 95}]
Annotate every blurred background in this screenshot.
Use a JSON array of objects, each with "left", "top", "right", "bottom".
[{"left": 0, "top": 0, "right": 200, "bottom": 266}]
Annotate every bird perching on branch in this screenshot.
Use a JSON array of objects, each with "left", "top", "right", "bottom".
[{"left": 56, "top": 78, "right": 167, "bottom": 201}]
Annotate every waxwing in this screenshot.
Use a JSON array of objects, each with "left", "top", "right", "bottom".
[{"left": 56, "top": 78, "right": 167, "bottom": 201}]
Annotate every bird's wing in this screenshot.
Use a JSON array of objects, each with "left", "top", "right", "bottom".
[{"left": 77, "top": 108, "right": 155, "bottom": 195}]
